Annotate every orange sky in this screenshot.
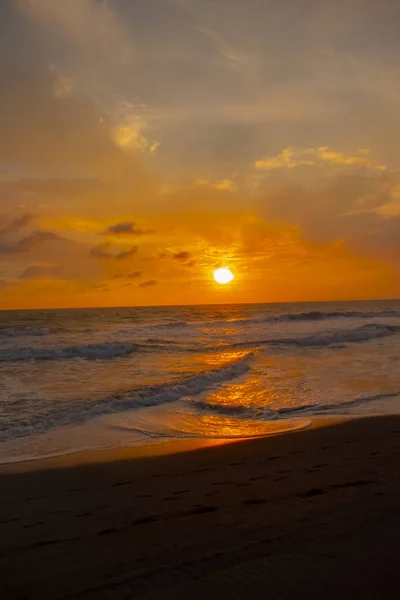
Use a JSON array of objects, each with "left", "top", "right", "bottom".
[{"left": 0, "top": 1, "right": 399, "bottom": 309}]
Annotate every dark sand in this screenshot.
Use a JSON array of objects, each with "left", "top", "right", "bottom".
[{"left": 1, "top": 416, "right": 400, "bottom": 599}]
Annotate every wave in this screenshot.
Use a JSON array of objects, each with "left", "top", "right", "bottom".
[
  {"left": 0, "top": 351, "right": 254, "bottom": 441},
  {"left": 117, "top": 323, "right": 400, "bottom": 355},
  {"left": 0, "top": 341, "right": 138, "bottom": 362},
  {"left": 216, "top": 309, "right": 400, "bottom": 329},
  {"left": 118, "top": 308, "right": 400, "bottom": 334},
  {"left": 0, "top": 326, "right": 49, "bottom": 338},
  {"left": 277, "top": 322, "right": 399, "bottom": 347},
  {"left": 147, "top": 321, "right": 189, "bottom": 330},
  {"left": 2, "top": 322, "right": 393, "bottom": 362},
  {"left": 192, "top": 391, "right": 400, "bottom": 420},
  {"left": 276, "top": 392, "right": 400, "bottom": 417},
  {"left": 271, "top": 309, "right": 400, "bottom": 323},
  {"left": 2, "top": 308, "right": 399, "bottom": 341},
  {"left": 197, "top": 309, "right": 400, "bottom": 329},
  {"left": 226, "top": 323, "right": 400, "bottom": 351}
]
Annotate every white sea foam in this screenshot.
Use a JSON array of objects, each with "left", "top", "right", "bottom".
[
  {"left": 191, "top": 391, "right": 400, "bottom": 420},
  {"left": 1, "top": 301, "right": 399, "bottom": 464},
  {"left": 0, "top": 351, "right": 254, "bottom": 441}
]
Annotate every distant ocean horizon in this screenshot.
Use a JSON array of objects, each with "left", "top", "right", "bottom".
[
  {"left": 2, "top": 296, "right": 399, "bottom": 312},
  {"left": 1, "top": 299, "right": 400, "bottom": 464}
]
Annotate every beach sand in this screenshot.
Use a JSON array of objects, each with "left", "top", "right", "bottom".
[{"left": 1, "top": 416, "right": 400, "bottom": 599}]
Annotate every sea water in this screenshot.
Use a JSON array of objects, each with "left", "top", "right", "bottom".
[{"left": 1, "top": 300, "right": 399, "bottom": 463}]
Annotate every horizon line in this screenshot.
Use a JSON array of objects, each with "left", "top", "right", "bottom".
[{"left": 1, "top": 297, "right": 399, "bottom": 313}]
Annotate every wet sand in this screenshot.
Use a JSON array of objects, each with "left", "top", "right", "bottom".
[{"left": 1, "top": 416, "right": 400, "bottom": 599}]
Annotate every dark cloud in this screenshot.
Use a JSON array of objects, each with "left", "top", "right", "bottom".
[
  {"left": 139, "top": 279, "right": 157, "bottom": 287},
  {"left": 89, "top": 243, "right": 138, "bottom": 260},
  {"left": 172, "top": 250, "right": 192, "bottom": 261},
  {"left": 89, "top": 243, "right": 111, "bottom": 259},
  {"left": 127, "top": 270, "right": 142, "bottom": 278},
  {"left": 0, "top": 230, "right": 65, "bottom": 254},
  {"left": 17, "top": 231, "right": 64, "bottom": 252},
  {"left": 0, "top": 213, "right": 34, "bottom": 236},
  {"left": 18, "top": 264, "right": 59, "bottom": 280},
  {"left": 116, "top": 246, "right": 138, "bottom": 260},
  {"left": 103, "top": 221, "right": 155, "bottom": 236}
]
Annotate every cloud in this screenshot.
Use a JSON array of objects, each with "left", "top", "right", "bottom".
[
  {"left": 0, "top": 64, "right": 147, "bottom": 182},
  {"left": 0, "top": 230, "right": 65, "bottom": 254},
  {"left": 0, "top": 213, "right": 34, "bottom": 236},
  {"left": 89, "top": 242, "right": 138, "bottom": 260},
  {"left": 255, "top": 148, "right": 298, "bottom": 171},
  {"left": 116, "top": 246, "right": 138, "bottom": 260},
  {"left": 18, "top": 264, "right": 59, "bottom": 280},
  {"left": 172, "top": 250, "right": 192, "bottom": 261},
  {"left": 103, "top": 221, "right": 155, "bottom": 236},
  {"left": 1, "top": 1, "right": 399, "bottom": 307},
  {"left": 139, "top": 279, "right": 157, "bottom": 287},
  {"left": 317, "top": 148, "right": 377, "bottom": 167},
  {"left": 49, "top": 64, "right": 74, "bottom": 99},
  {"left": 89, "top": 243, "right": 111, "bottom": 259},
  {"left": 195, "top": 26, "right": 249, "bottom": 73},
  {"left": 254, "top": 147, "right": 388, "bottom": 172},
  {"left": 254, "top": 166, "right": 400, "bottom": 266},
  {"left": 196, "top": 179, "right": 236, "bottom": 192},
  {"left": 112, "top": 270, "right": 142, "bottom": 279},
  {"left": 111, "top": 110, "right": 160, "bottom": 154},
  {"left": 17, "top": 0, "right": 132, "bottom": 67}
]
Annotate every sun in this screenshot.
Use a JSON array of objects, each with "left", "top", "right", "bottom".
[{"left": 213, "top": 267, "right": 234, "bottom": 285}]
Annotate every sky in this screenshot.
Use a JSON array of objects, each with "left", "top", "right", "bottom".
[{"left": 0, "top": 0, "right": 399, "bottom": 309}]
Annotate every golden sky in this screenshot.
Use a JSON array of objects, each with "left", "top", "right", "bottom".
[{"left": 0, "top": 0, "right": 399, "bottom": 308}]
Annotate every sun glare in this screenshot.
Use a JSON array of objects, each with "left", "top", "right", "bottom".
[{"left": 213, "top": 268, "right": 234, "bottom": 285}]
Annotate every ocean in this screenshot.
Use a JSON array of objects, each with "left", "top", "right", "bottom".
[{"left": 0, "top": 300, "right": 399, "bottom": 464}]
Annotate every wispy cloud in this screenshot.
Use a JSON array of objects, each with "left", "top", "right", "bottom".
[
  {"left": 255, "top": 147, "right": 388, "bottom": 172},
  {"left": 196, "top": 179, "right": 237, "bottom": 192},
  {"left": 17, "top": 0, "right": 132, "bottom": 66},
  {"left": 195, "top": 26, "right": 248, "bottom": 73}
]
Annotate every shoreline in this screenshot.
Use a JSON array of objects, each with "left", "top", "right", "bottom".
[
  {"left": 0, "top": 414, "right": 336, "bottom": 475},
  {"left": 1, "top": 414, "right": 400, "bottom": 599}
]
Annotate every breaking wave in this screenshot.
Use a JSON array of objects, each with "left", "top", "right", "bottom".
[
  {"left": 230, "top": 323, "right": 400, "bottom": 350},
  {"left": 138, "top": 308, "right": 400, "bottom": 331},
  {"left": 1, "top": 323, "right": 397, "bottom": 363},
  {"left": 268, "top": 309, "right": 400, "bottom": 323},
  {"left": 0, "top": 351, "right": 254, "bottom": 441},
  {"left": 276, "top": 322, "right": 399, "bottom": 347},
  {"left": 191, "top": 391, "right": 400, "bottom": 420}
]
